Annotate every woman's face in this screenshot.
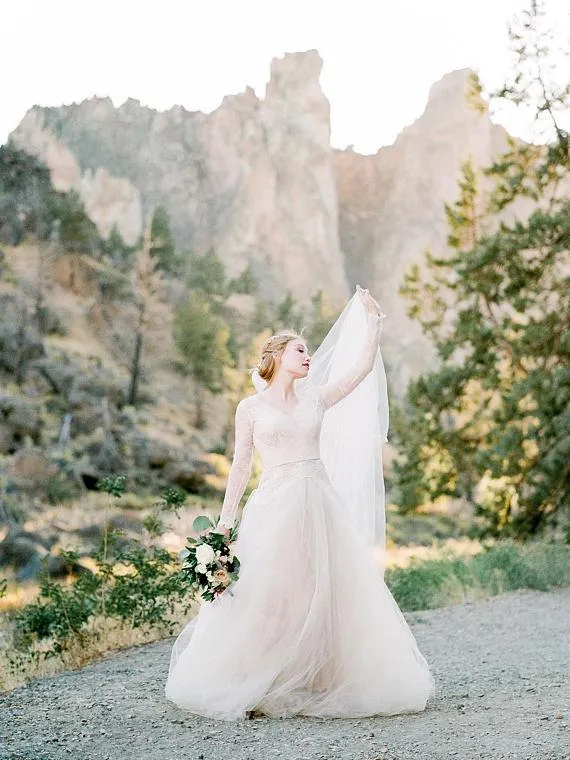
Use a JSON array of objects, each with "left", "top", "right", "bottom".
[{"left": 278, "top": 337, "right": 311, "bottom": 379}]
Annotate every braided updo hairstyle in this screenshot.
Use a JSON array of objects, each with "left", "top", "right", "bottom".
[{"left": 254, "top": 328, "right": 307, "bottom": 385}]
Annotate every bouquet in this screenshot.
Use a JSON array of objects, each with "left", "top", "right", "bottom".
[{"left": 178, "top": 515, "right": 240, "bottom": 602}]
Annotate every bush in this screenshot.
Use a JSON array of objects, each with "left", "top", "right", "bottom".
[
  {"left": 7, "top": 478, "right": 195, "bottom": 664},
  {"left": 386, "top": 539, "right": 570, "bottom": 611},
  {"left": 45, "top": 474, "right": 78, "bottom": 505}
]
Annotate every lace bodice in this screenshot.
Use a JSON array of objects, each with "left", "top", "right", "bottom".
[{"left": 216, "top": 311, "right": 383, "bottom": 529}]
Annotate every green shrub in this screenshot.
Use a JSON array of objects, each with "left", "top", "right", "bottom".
[
  {"left": 386, "top": 539, "right": 570, "bottom": 611},
  {"left": 45, "top": 474, "right": 78, "bottom": 505}
]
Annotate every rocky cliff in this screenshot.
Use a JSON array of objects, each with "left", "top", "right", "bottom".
[
  {"left": 9, "top": 57, "right": 510, "bottom": 388},
  {"left": 10, "top": 50, "right": 348, "bottom": 306}
]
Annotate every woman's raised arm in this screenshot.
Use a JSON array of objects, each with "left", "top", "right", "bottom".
[{"left": 319, "top": 309, "right": 384, "bottom": 410}]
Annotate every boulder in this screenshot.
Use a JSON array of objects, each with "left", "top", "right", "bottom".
[
  {"left": 164, "top": 457, "right": 216, "bottom": 493},
  {"left": 0, "top": 528, "right": 90, "bottom": 580}
]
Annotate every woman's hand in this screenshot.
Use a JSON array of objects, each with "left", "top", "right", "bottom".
[
  {"left": 356, "top": 285, "right": 386, "bottom": 319},
  {"left": 210, "top": 524, "right": 230, "bottom": 538}
]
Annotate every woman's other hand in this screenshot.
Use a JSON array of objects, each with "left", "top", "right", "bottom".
[{"left": 356, "top": 284, "right": 386, "bottom": 319}]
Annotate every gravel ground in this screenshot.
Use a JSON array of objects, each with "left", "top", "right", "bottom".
[{"left": 1, "top": 587, "right": 568, "bottom": 760}]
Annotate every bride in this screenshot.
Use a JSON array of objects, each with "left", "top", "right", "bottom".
[{"left": 165, "top": 285, "right": 436, "bottom": 720}]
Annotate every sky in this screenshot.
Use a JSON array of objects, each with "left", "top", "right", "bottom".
[{"left": 2, "top": 0, "right": 569, "bottom": 154}]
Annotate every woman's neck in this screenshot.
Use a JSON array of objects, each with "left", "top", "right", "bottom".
[{"left": 264, "top": 374, "right": 297, "bottom": 402}]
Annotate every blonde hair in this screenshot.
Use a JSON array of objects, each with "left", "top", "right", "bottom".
[{"left": 254, "top": 328, "right": 307, "bottom": 384}]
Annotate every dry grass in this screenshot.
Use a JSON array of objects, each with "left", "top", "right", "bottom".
[
  {"left": 380, "top": 536, "right": 484, "bottom": 569},
  {"left": 0, "top": 581, "right": 41, "bottom": 613}
]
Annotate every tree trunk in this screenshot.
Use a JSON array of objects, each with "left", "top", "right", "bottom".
[
  {"left": 194, "top": 384, "right": 205, "bottom": 429},
  {"left": 128, "top": 326, "right": 143, "bottom": 406},
  {"left": 15, "top": 305, "right": 28, "bottom": 387}
]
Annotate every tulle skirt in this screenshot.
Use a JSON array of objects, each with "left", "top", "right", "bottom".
[{"left": 164, "top": 459, "right": 436, "bottom": 721}]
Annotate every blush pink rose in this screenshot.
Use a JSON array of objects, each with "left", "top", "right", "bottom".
[{"left": 214, "top": 568, "right": 229, "bottom": 585}]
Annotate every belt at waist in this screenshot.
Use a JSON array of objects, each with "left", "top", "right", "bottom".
[{"left": 262, "top": 456, "right": 321, "bottom": 472}]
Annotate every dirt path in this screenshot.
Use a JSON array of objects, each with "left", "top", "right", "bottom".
[{"left": 1, "top": 587, "right": 568, "bottom": 760}]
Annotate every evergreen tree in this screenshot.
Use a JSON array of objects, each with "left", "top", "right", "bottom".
[
  {"left": 275, "top": 290, "right": 304, "bottom": 333},
  {"left": 128, "top": 219, "right": 163, "bottom": 406},
  {"left": 103, "top": 224, "right": 137, "bottom": 271},
  {"left": 395, "top": 1, "right": 569, "bottom": 539},
  {"left": 186, "top": 249, "right": 227, "bottom": 297},
  {"left": 173, "top": 292, "right": 232, "bottom": 428},
  {"left": 228, "top": 264, "right": 259, "bottom": 295},
  {"left": 150, "top": 205, "right": 181, "bottom": 275}
]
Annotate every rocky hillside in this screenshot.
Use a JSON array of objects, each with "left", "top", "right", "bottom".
[{"left": 9, "top": 56, "right": 514, "bottom": 386}]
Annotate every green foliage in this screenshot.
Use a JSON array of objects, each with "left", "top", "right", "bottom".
[
  {"left": 102, "top": 545, "right": 190, "bottom": 629},
  {"left": 386, "top": 540, "right": 570, "bottom": 611},
  {"left": 96, "top": 264, "right": 132, "bottom": 303},
  {"left": 228, "top": 264, "right": 259, "bottom": 295},
  {"left": 161, "top": 487, "right": 188, "bottom": 510},
  {"left": 0, "top": 143, "right": 103, "bottom": 254},
  {"left": 46, "top": 190, "right": 100, "bottom": 253},
  {"left": 275, "top": 291, "right": 304, "bottom": 332},
  {"left": 9, "top": 475, "right": 194, "bottom": 660},
  {"left": 14, "top": 569, "right": 103, "bottom": 652},
  {"left": 102, "top": 224, "right": 138, "bottom": 271},
  {"left": 44, "top": 474, "right": 78, "bottom": 505},
  {"left": 187, "top": 249, "right": 228, "bottom": 297},
  {"left": 0, "top": 143, "right": 54, "bottom": 243},
  {"left": 304, "top": 290, "right": 340, "bottom": 349},
  {"left": 396, "top": 3, "right": 570, "bottom": 538},
  {"left": 173, "top": 291, "right": 232, "bottom": 393},
  {"left": 150, "top": 205, "right": 182, "bottom": 275},
  {"left": 97, "top": 475, "right": 127, "bottom": 498},
  {"left": 192, "top": 514, "right": 214, "bottom": 532},
  {"left": 11, "top": 542, "right": 191, "bottom": 656}
]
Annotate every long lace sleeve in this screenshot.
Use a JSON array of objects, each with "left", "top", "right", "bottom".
[
  {"left": 216, "top": 399, "right": 254, "bottom": 530},
  {"left": 319, "top": 311, "right": 384, "bottom": 410}
]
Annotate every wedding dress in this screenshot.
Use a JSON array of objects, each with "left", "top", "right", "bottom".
[{"left": 165, "top": 295, "right": 436, "bottom": 721}]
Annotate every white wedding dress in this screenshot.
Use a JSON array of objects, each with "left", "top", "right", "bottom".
[{"left": 165, "top": 303, "right": 436, "bottom": 721}]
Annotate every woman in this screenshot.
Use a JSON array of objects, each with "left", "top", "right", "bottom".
[{"left": 165, "top": 285, "right": 436, "bottom": 720}]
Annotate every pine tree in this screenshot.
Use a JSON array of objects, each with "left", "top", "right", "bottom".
[
  {"left": 395, "top": 1, "right": 569, "bottom": 539},
  {"left": 173, "top": 292, "right": 232, "bottom": 428},
  {"left": 150, "top": 205, "right": 181, "bottom": 275},
  {"left": 128, "top": 218, "right": 163, "bottom": 406}
]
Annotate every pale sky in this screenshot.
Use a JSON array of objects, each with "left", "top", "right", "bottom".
[{"left": 2, "top": 0, "right": 569, "bottom": 153}]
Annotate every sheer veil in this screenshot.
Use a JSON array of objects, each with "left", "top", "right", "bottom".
[{"left": 251, "top": 291, "right": 389, "bottom": 575}]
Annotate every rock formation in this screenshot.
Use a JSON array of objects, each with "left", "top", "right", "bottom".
[
  {"left": 9, "top": 58, "right": 512, "bottom": 390},
  {"left": 10, "top": 50, "right": 349, "bottom": 306}
]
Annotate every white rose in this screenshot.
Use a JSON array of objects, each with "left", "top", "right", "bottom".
[
  {"left": 195, "top": 563, "right": 207, "bottom": 574},
  {"left": 195, "top": 543, "right": 215, "bottom": 565}
]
